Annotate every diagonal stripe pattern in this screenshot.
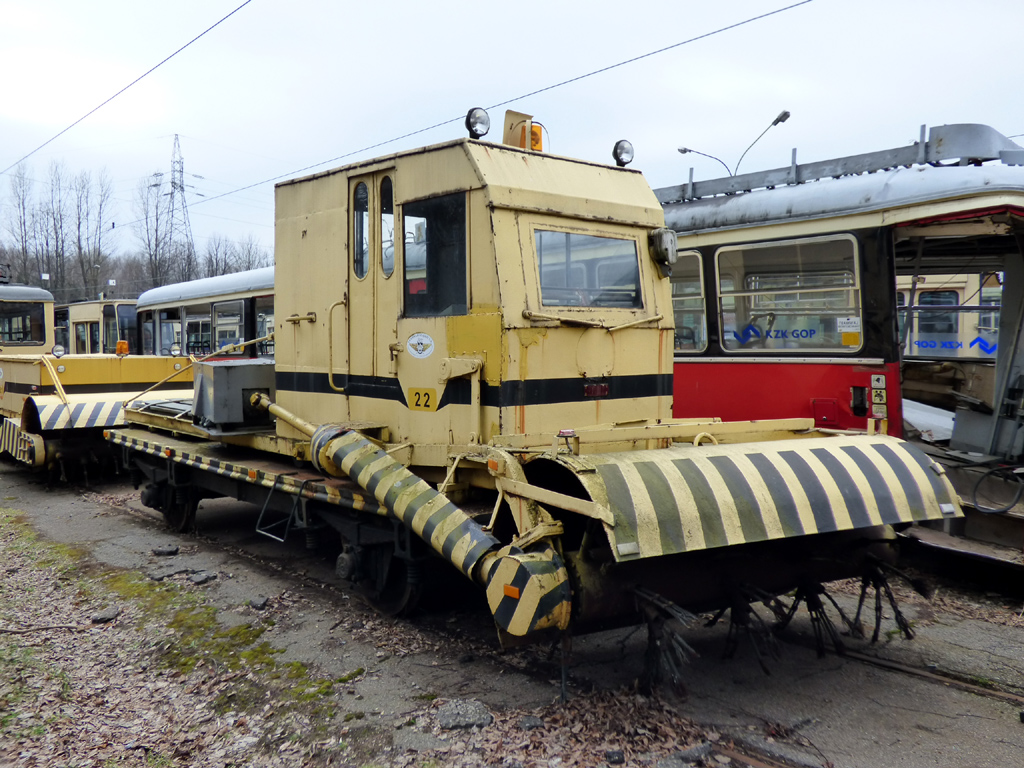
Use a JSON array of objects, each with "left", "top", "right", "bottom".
[{"left": 579, "top": 435, "right": 961, "bottom": 561}]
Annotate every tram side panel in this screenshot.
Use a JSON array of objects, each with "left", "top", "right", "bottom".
[{"left": 670, "top": 228, "right": 903, "bottom": 436}]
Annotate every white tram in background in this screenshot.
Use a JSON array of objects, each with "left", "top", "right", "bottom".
[{"left": 135, "top": 266, "right": 275, "bottom": 358}]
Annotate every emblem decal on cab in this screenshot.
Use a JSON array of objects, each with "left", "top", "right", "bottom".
[{"left": 407, "top": 333, "right": 434, "bottom": 359}]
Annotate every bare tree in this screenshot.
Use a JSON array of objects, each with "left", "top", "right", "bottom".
[
  {"left": 71, "top": 169, "right": 115, "bottom": 299},
  {"left": 35, "top": 161, "right": 73, "bottom": 300},
  {"left": 133, "top": 172, "right": 171, "bottom": 291},
  {"left": 4, "top": 165, "right": 35, "bottom": 284},
  {"left": 201, "top": 234, "right": 237, "bottom": 277},
  {"left": 234, "top": 233, "right": 271, "bottom": 271}
]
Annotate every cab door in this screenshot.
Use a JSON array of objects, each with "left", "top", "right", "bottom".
[{"left": 347, "top": 173, "right": 400, "bottom": 411}]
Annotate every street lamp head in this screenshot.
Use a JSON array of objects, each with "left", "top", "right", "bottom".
[{"left": 773, "top": 110, "right": 791, "bottom": 126}]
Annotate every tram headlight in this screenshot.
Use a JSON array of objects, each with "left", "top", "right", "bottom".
[
  {"left": 465, "top": 107, "right": 490, "bottom": 139},
  {"left": 170, "top": 343, "right": 182, "bottom": 357},
  {"left": 51, "top": 344, "right": 65, "bottom": 358},
  {"left": 612, "top": 139, "right": 634, "bottom": 167}
]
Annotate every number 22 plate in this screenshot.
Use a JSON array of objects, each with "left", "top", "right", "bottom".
[{"left": 408, "top": 388, "right": 438, "bottom": 411}]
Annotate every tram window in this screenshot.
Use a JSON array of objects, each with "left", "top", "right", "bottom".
[
  {"left": 535, "top": 230, "right": 642, "bottom": 309},
  {"left": 717, "top": 235, "right": 861, "bottom": 353},
  {"left": 214, "top": 300, "right": 244, "bottom": 353},
  {"left": 0, "top": 303, "right": 47, "bottom": 345},
  {"left": 54, "top": 308, "right": 70, "bottom": 350},
  {"left": 185, "top": 304, "right": 212, "bottom": 356},
  {"left": 102, "top": 305, "right": 118, "bottom": 354},
  {"left": 158, "top": 309, "right": 180, "bottom": 355},
  {"left": 671, "top": 250, "right": 707, "bottom": 353},
  {"left": 917, "top": 291, "right": 958, "bottom": 335},
  {"left": 380, "top": 176, "right": 395, "bottom": 278},
  {"left": 979, "top": 286, "right": 1001, "bottom": 332},
  {"left": 255, "top": 296, "right": 275, "bottom": 356},
  {"left": 117, "top": 304, "right": 138, "bottom": 354},
  {"left": 353, "top": 182, "right": 370, "bottom": 280},
  {"left": 403, "top": 192, "right": 467, "bottom": 317},
  {"left": 141, "top": 312, "right": 155, "bottom": 355}
]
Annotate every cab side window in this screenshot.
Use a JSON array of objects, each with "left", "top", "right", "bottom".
[
  {"left": 403, "top": 192, "right": 466, "bottom": 317},
  {"left": 380, "top": 177, "right": 395, "bottom": 278},
  {"left": 353, "top": 182, "right": 370, "bottom": 280}
]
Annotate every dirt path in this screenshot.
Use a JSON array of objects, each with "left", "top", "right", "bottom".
[
  {"left": 0, "top": 465, "right": 711, "bottom": 768},
  {"left": 3, "top": 461, "right": 1024, "bottom": 768}
]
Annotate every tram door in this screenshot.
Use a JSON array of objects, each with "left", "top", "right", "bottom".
[
  {"left": 347, "top": 174, "right": 400, "bottom": 408},
  {"left": 74, "top": 321, "right": 99, "bottom": 354}
]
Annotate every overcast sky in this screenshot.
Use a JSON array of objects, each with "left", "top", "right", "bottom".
[{"left": 2, "top": 0, "right": 1021, "bottom": 260}]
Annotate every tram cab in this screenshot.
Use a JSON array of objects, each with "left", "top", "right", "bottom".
[
  {"left": 0, "top": 281, "right": 54, "bottom": 354},
  {"left": 272, "top": 113, "right": 676, "bottom": 466}
]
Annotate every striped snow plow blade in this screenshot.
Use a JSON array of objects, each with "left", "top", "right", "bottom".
[
  {"left": 25, "top": 390, "right": 196, "bottom": 432},
  {"left": 1, "top": 417, "right": 44, "bottom": 466},
  {"left": 568, "top": 434, "right": 961, "bottom": 562},
  {"left": 33, "top": 399, "right": 124, "bottom": 430},
  {"left": 0, "top": 417, "right": 19, "bottom": 456}
]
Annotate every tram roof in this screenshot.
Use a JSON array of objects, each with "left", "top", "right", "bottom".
[
  {"left": 137, "top": 266, "right": 275, "bottom": 310},
  {"left": 0, "top": 284, "right": 54, "bottom": 302},
  {"left": 661, "top": 163, "right": 1024, "bottom": 235},
  {"left": 659, "top": 123, "right": 1024, "bottom": 235}
]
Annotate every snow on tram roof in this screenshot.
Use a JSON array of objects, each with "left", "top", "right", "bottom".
[
  {"left": 137, "top": 266, "right": 274, "bottom": 310},
  {"left": 0, "top": 284, "right": 55, "bottom": 302},
  {"left": 661, "top": 163, "right": 1024, "bottom": 235},
  {"left": 659, "top": 123, "right": 1024, "bottom": 235}
]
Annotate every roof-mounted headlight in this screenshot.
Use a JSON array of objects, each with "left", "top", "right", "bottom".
[
  {"left": 612, "top": 139, "right": 634, "bottom": 167},
  {"left": 465, "top": 107, "right": 490, "bottom": 139}
]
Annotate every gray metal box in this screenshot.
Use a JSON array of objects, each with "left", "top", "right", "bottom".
[{"left": 192, "top": 358, "right": 276, "bottom": 431}]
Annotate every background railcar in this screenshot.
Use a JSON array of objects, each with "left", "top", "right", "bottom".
[
  {"left": 658, "top": 123, "right": 1023, "bottom": 442},
  {"left": 136, "top": 266, "right": 275, "bottom": 358}
]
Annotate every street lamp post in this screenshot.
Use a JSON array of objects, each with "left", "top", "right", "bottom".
[
  {"left": 734, "top": 110, "right": 790, "bottom": 176},
  {"left": 678, "top": 110, "right": 791, "bottom": 177}
]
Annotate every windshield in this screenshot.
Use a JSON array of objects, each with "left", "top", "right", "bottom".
[
  {"left": 0, "top": 302, "right": 47, "bottom": 345},
  {"left": 535, "top": 230, "right": 642, "bottom": 308}
]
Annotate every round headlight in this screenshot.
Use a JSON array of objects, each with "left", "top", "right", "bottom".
[
  {"left": 465, "top": 107, "right": 490, "bottom": 140},
  {"left": 612, "top": 140, "right": 634, "bottom": 167},
  {"left": 51, "top": 344, "right": 66, "bottom": 358},
  {"left": 170, "top": 343, "right": 182, "bottom": 357}
]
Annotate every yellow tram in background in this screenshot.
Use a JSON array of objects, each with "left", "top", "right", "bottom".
[{"left": 0, "top": 269, "right": 191, "bottom": 475}]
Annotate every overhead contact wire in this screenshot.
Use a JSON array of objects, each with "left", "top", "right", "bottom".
[
  {"left": 0, "top": 0, "right": 256, "bottom": 177},
  {"left": 192, "top": 0, "right": 815, "bottom": 206}
]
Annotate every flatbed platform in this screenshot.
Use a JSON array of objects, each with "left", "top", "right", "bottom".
[{"left": 107, "top": 426, "right": 382, "bottom": 516}]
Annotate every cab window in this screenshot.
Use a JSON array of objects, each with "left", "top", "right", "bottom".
[
  {"left": 717, "top": 235, "right": 861, "bottom": 353},
  {"left": 535, "top": 230, "right": 641, "bottom": 308},
  {"left": 0, "top": 303, "right": 47, "bottom": 345},
  {"left": 403, "top": 192, "right": 466, "bottom": 317},
  {"left": 353, "top": 182, "right": 370, "bottom": 280},
  {"left": 380, "top": 177, "right": 395, "bottom": 278}
]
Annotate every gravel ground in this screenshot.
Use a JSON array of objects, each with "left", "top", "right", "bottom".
[
  {"left": 3, "top": 464, "right": 1024, "bottom": 768},
  {"left": 0, "top": 474, "right": 713, "bottom": 768}
]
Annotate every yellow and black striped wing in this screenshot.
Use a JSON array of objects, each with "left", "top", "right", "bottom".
[{"left": 577, "top": 435, "right": 961, "bottom": 561}]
